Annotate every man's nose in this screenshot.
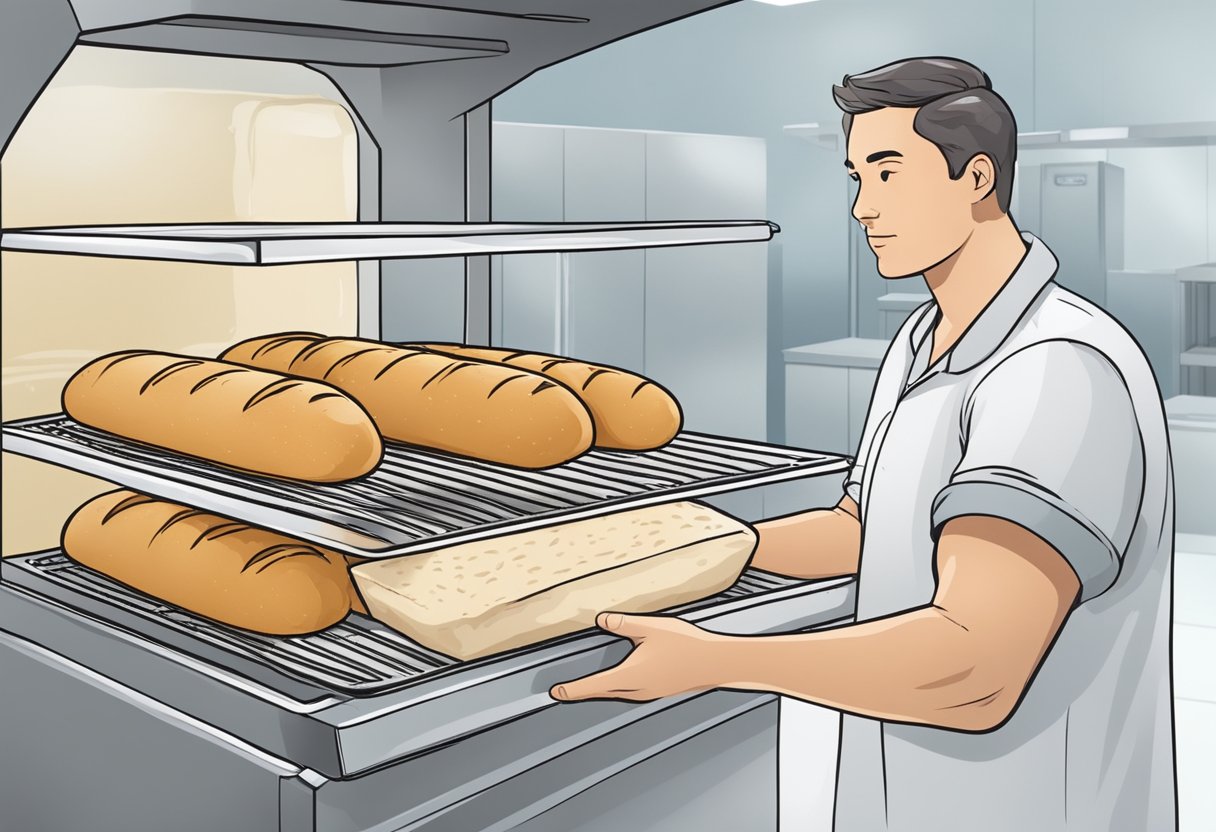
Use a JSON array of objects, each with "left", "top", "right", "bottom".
[{"left": 853, "top": 200, "right": 879, "bottom": 227}]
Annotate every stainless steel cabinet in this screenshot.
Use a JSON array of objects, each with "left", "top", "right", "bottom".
[
  {"left": 784, "top": 338, "right": 887, "bottom": 456},
  {"left": 1106, "top": 269, "right": 1185, "bottom": 399},
  {"left": 564, "top": 127, "right": 646, "bottom": 221},
  {"left": 878, "top": 292, "right": 931, "bottom": 340},
  {"left": 1018, "top": 161, "right": 1124, "bottom": 306},
  {"left": 563, "top": 128, "right": 648, "bottom": 370},
  {"left": 492, "top": 123, "right": 770, "bottom": 441},
  {"left": 645, "top": 130, "right": 768, "bottom": 442},
  {"left": 1, "top": 633, "right": 296, "bottom": 832},
  {"left": 1166, "top": 396, "right": 1216, "bottom": 536},
  {"left": 494, "top": 123, "right": 567, "bottom": 222},
  {"left": 504, "top": 699, "right": 778, "bottom": 832},
  {"left": 1107, "top": 265, "right": 1216, "bottom": 401},
  {"left": 786, "top": 363, "right": 850, "bottom": 453},
  {"left": 492, "top": 123, "right": 567, "bottom": 353}
]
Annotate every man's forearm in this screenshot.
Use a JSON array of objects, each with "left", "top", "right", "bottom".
[
  {"left": 750, "top": 503, "right": 861, "bottom": 579},
  {"left": 710, "top": 607, "right": 1013, "bottom": 731},
  {"left": 704, "top": 514, "right": 1078, "bottom": 732}
]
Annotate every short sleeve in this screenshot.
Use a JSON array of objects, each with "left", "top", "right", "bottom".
[{"left": 930, "top": 341, "right": 1144, "bottom": 602}]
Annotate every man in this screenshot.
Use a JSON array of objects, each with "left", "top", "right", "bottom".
[{"left": 551, "top": 57, "right": 1176, "bottom": 831}]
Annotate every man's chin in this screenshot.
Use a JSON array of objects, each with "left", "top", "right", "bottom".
[{"left": 876, "top": 259, "right": 923, "bottom": 280}]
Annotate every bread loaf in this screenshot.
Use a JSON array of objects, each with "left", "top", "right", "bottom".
[
  {"left": 351, "top": 501, "right": 757, "bottom": 659},
  {"left": 412, "top": 343, "right": 682, "bottom": 450},
  {"left": 220, "top": 334, "right": 594, "bottom": 469},
  {"left": 62, "top": 490, "right": 353, "bottom": 635},
  {"left": 63, "top": 351, "right": 382, "bottom": 482}
]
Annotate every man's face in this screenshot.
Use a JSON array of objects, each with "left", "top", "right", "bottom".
[{"left": 846, "top": 107, "right": 978, "bottom": 278}]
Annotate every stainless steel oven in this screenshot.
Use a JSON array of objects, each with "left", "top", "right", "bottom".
[{"left": 0, "top": 3, "right": 856, "bottom": 829}]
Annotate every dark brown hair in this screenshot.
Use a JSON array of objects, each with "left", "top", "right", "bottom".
[{"left": 833, "top": 57, "right": 1018, "bottom": 212}]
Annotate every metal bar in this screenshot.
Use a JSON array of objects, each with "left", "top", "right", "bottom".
[
  {"left": 0, "top": 221, "right": 779, "bottom": 265},
  {"left": 2, "top": 415, "right": 848, "bottom": 559},
  {"left": 6, "top": 551, "right": 847, "bottom": 702},
  {"left": 464, "top": 102, "right": 492, "bottom": 344}
]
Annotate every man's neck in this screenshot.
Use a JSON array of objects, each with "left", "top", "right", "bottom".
[{"left": 922, "top": 214, "right": 1029, "bottom": 337}]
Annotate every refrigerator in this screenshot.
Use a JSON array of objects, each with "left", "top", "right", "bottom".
[{"left": 1017, "top": 161, "right": 1125, "bottom": 306}]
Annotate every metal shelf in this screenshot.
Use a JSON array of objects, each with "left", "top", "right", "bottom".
[
  {"left": 876, "top": 292, "right": 932, "bottom": 311},
  {"left": 787, "top": 120, "right": 1216, "bottom": 154},
  {"left": 783, "top": 123, "right": 840, "bottom": 151},
  {"left": 5, "top": 551, "right": 827, "bottom": 699},
  {"left": 1177, "top": 263, "right": 1216, "bottom": 284},
  {"left": 0, "top": 220, "right": 779, "bottom": 265},
  {"left": 77, "top": 18, "right": 509, "bottom": 67},
  {"left": 1165, "top": 395, "right": 1216, "bottom": 430},
  {"left": 1181, "top": 347, "right": 1216, "bottom": 368},
  {"left": 1017, "top": 121, "right": 1216, "bottom": 150},
  {"left": 2, "top": 553, "right": 856, "bottom": 775},
  {"left": 783, "top": 337, "right": 890, "bottom": 370},
  {"left": 64, "top": 0, "right": 593, "bottom": 66},
  {"left": 1, "top": 415, "right": 849, "bottom": 559}
]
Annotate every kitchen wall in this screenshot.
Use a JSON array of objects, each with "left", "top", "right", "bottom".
[{"left": 492, "top": 0, "right": 1216, "bottom": 412}]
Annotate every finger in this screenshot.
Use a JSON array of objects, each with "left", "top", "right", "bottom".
[{"left": 550, "top": 668, "right": 651, "bottom": 703}]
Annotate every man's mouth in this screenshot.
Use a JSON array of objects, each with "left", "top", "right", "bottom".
[{"left": 867, "top": 234, "right": 895, "bottom": 247}]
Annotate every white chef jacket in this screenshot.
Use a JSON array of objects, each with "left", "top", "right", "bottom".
[{"left": 832, "top": 234, "right": 1176, "bottom": 831}]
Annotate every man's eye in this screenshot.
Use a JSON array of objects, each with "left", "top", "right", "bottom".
[
  {"left": 880, "top": 170, "right": 894, "bottom": 182},
  {"left": 849, "top": 172, "right": 859, "bottom": 182}
]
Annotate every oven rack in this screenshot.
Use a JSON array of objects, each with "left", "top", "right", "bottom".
[
  {"left": 0, "top": 220, "right": 778, "bottom": 265},
  {"left": 4, "top": 551, "right": 824, "bottom": 697},
  {"left": 2, "top": 549, "right": 856, "bottom": 773},
  {"left": 2, "top": 414, "right": 851, "bottom": 558}
]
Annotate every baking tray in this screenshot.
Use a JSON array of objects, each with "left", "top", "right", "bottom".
[
  {"left": 1, "top": 414, "right": 850, "bottom": 558},
  {"left": 3, "top": 550, "right": 817, "bottom": 697},
  {"left": 2, "top": 551, "right": 856, "bottom": 775}
]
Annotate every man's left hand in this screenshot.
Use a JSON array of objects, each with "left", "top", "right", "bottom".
[{"left": 550, "top": 612, "right": 727, "bottom": 703}]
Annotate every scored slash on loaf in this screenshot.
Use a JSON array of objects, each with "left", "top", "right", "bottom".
[
  {"left": 62, "top": 350, "right": 383, "bottom": 482},
  {"left": 220, "top": 333, "right": 595, "bottom": 469},
  {"left": 350, "top": 501, "right": 758, "bottom": 660},
  {"left": 410, "top": 342, "right": 682, "bottom": 451}
]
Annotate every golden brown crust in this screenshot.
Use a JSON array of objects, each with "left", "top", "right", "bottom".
[
  {"left": 62, "top": 351, "right": 383, "bottom": 482},
  {"left": 62, "top": 490, "right": 353, "bottom": 635},
  {"left": 412, "top": 343, "right": 682, "bottom": 450},
  {"left": 221, "top": 335, "right": 595, "bottom": 469}
]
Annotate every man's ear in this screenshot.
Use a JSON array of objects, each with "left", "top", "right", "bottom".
[{"left": 966, "top": 154, "right": 997, "bottom": 204}]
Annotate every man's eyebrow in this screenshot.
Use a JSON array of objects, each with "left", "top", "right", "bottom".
[
  {"left": 866, "top": 150, "right": 903, "bottom": 163},
  {"left": 844, "top": 159, "right": 854, "bottom": 169}
]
